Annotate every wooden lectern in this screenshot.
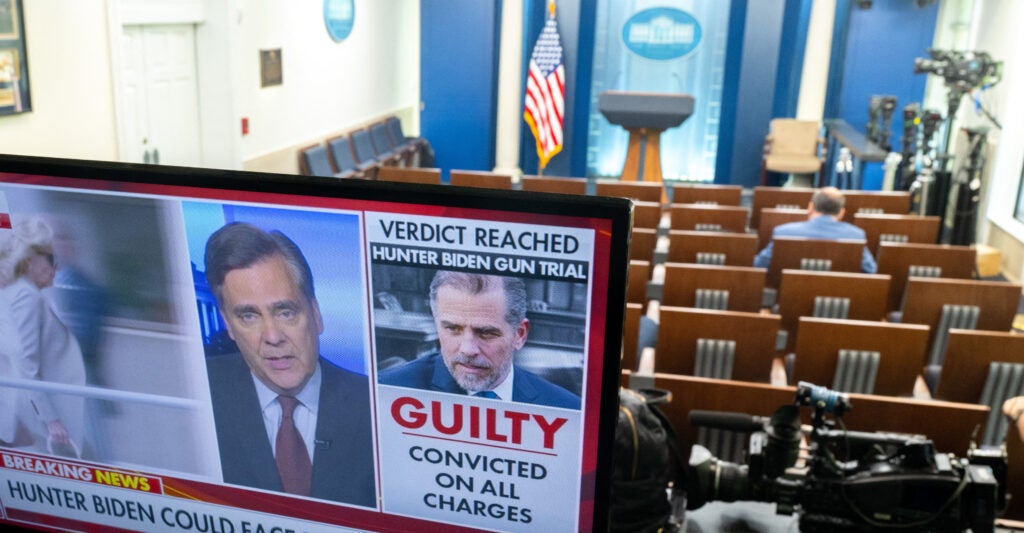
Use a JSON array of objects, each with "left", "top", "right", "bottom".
[{"left": 598, "top": 91, "right": 695, "bottom": 184}]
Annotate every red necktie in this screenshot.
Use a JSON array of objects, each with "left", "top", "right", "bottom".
[{"left": 276, "top": 395, "right": 312, "bottom": 496}]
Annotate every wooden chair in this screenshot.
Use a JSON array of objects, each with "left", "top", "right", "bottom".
[
  {"left": 775, "top": 269, "right": 891, "bottom": 353},
  {"left": 377, "top": 166, "right": 442, "bottom": 185},
  {"left": 852, "top": 213, "right": 940, "bottom": 254},
  {"left": 519, "top": 175, "right": 587, "bottom": 195},
  {"left": 842, "top": 190, "right": 911, "bottom": 218},
  {"left": 627, "top": 259, "right": 651, "bottom": 305},
  {"left": 900, "top": 277, "right": 1022, "bottom": 368},
  {"left": 661, "top": 263, "right": 766, "bottom": 312},
  {"left": 667, "top": 230, "right": 758, "bottom": 266},
  {"left": 765, "top": 236, "right": 866, "bottom": 289},
  {"left": 630, "top": 227, "right": 659, "bottom": 264},
  {"left": 298, "top": 143, "right": 336, "bottom": 177},
  {"left": 750, "top": 186, "right": 814, "bottom": 229},
  {"left": 757, "top": 208, "right": 808, "bottom": 250},
  {"left": 934, "top": 329, "right": 1024, "bottom": 446},
  {"left": 655, "top": 306, "right": 780, "bottom": 383},
  {"left": 622, "top": 302, "right": 643, "bottom": 373},
  {"left": 670, "top": 183, "right": 742, "bottom": 206},
  {"left": 1004, "top": 415, "right": 1024, "bottom": 521},
  {"left": 759, "top": 119, "right": 825, "bottom": 186},
  {"left": 650, "top": 374, "right": 989, "bottom": 460},
  {"left": 667, "top": 204, "right": 749, "bottom": 233},
  {"left": 595, "top": 180, "right": 665, "bottom": 203},
  {"left": 633, "top": 201, "right": 664, "bottom": 230},
  {"left": 326, "top": 134, "right": 373, "bottom": 179},
  {"left": 449, "top": 170, "right": 514, "bottom": 190},
  {"left": 790, "top": 317, "right": 929, "bottom": 396},
  {"left": 877, "top": 242, "right": 976, "bottom": 312}
]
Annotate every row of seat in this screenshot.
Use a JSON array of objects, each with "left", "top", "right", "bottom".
[{"left": 299, "top": 116, "right": 431, "bottom": 179}]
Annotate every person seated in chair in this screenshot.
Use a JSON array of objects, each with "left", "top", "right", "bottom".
[{"left": 754, "top": 186, "right": 877, "bottom": 273}]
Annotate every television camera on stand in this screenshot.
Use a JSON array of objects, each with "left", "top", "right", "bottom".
[
  {"left": 905, "top": 49, "right": 1002, "bottom": 245},
  {"left": 866, "top": 95, "right": 897, "bottom": 153},
  {"left": 686, "top": 382, "right": 1004, "bottom": 532}
]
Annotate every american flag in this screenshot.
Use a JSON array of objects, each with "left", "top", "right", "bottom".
[{"left": 523, "top": 3, "right": 565, "bottom": 170}]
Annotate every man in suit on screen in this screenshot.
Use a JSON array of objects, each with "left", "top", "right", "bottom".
[
  {"left": 379, "top": 270, "right": 580, "bottom": 409},
  {"left": 204, "top": 222, "right": 375, "bottom": 506}
]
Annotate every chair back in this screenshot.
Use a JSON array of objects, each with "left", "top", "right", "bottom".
[
  {"left": 450, "top": 170, "right": 513, "bottom": 190},
  {"left": 326, "top": 135, "right": 358, "bottom": 175},
  {"left": 768, "top": 119, "right": 820, "bottom": 157},
  {"left": 370, "top": 121, "right": 396, "bottom": 153},
  {"left": 792, "top": 317, "right": 929, "bottom": 397},
  {"left": 350, "top": 128, "right": 378, "bottom": 163},
  {"left": 670, "top": 184, "right": 743, "bottom": 206},
  {"left": 750, "top": 186, "right": 814, "bottom": 229},
  {"left": 377, "top": 167, "right": 441, "bottom": 185},
  {"left": 299, "top": 144, "right": 335, "bottom": 177},
  {"left": 520, "top": 176, "right": 587, "bottom": 195},
  {"left": 667, "top": 230, "right": 758, "bottom": 266}
]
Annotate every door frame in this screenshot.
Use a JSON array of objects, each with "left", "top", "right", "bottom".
[{"left": 106, "top": 0, "right": 241, "bottom": 169}]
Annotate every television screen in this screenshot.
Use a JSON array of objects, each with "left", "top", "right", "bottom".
[{"left": 0, "top": 155, "right": 630, "bottom": 532}]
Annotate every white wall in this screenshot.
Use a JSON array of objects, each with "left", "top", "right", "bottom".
[
  {"left": 967, "top": 0, "right": 1024, "bottom": 281},
  {"left": 0, "top": 1, "right": 119, "bottom": 161},
  {"left": 238, "top": 0, "right": 420, "bottom": 170},
  {"left": 0, "top": 0, "right": 420, "bottom": 173}
]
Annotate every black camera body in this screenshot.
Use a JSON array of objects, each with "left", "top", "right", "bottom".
[
  {"left": 686, "top": 382, "right": 1003, "bottom": 532},
  {"left": 913, "top": 49, "right": 1001, "bottom": 91}
]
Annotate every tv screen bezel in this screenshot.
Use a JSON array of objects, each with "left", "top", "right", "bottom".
[{"left": 0, "top": 153, "right": 631, "bottom": 532}]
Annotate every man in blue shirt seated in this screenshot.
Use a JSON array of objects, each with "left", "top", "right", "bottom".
[{"left": 754, "top": 186, "right": 877, "bottom": 273}]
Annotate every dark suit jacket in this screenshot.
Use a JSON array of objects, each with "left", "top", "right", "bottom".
[
  {"left": 207, "top": 354, "right": 376, "bottom": 506},
  {"left": 379, "top": 352, "right": 580, "bottom": 409}
]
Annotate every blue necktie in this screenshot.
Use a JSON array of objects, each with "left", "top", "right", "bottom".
[{"left": 474, "top": 390, "right": 499, "bottom": 399}]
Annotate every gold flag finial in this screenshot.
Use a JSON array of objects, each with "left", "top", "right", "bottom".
[{"left": 548, "top": 0, "right": 555, "bottom": 17}]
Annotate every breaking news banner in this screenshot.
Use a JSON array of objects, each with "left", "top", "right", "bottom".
[
  {"left": 367, "top": 213, "right": 593, "bottom": 531},
  {"left": 1, "top": 449, "right": 347, "bottom": 532}
]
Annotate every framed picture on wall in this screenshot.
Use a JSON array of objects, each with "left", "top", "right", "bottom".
[{"left": 0, "top": 0, "right": 30, "bottom": 115}]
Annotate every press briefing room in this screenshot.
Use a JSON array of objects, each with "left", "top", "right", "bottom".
[{"left": 1, "top": 0, "right": 1024, "bottom": 531}]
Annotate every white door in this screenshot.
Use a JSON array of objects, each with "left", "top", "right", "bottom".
[{"left": 119, "top": 24, "right": 202, "bottom": 166}]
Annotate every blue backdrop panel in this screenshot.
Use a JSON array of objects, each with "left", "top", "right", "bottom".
[
  {"left": 420, "top": 0, "right": 501, "bottom": 178},
  {"left": 829, "top": 1, "right": 939, "bottom": 146},
  {"left": 585, "top": 1, "right": 732, "bottom": 183}
]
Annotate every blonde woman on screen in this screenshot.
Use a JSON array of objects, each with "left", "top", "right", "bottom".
[{"left": 0, "top": 217, "right": 86, "bottom": 456}]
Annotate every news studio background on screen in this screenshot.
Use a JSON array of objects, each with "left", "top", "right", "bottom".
[{"left": 0, "top": 155, "right": 630, "bottom": 532}]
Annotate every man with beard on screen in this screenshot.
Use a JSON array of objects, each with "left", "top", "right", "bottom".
[{"left": 379, "top": 271, "right": 579, "bottom": 409}]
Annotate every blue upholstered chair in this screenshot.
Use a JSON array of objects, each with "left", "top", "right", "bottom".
[
  {"left": 327, "top": 135, "right": 372, "bottom": 179},
  {"left": 299, "top": 144, "right": 336, "bottom": 177},
  {"left": 369, "top": 121, "right": 406, "bottom": 166}
]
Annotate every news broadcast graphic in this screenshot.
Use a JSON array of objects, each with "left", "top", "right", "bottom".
[
  {"left": 369, "top": 213, "right": 592, "bottom": 530},
  {"left": 0, "top": 155, "right": 630, "bottom": 532}
]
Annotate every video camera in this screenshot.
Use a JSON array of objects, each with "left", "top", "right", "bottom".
[
  {"left": 914, "top": 49, "right": 1002, "bottom": 120},
  {"left": 914, "top": 49, "right": 1001, "bottom": 89},
  {"left": 686, "top": 382, "right": 1003, "bottom": 532}
]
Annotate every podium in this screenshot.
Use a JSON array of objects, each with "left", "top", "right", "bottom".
[{"left": 598, "top": 91, "right": 695, "bottom": 183}]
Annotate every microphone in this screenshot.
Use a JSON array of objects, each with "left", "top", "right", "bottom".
[
  {"left": 315, "top": 439, "right": 331, "bottom": 450},
  {"left": 688, "top": 410, "right": 768, "bottom": 432}
]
